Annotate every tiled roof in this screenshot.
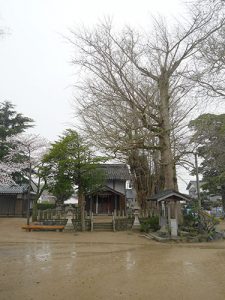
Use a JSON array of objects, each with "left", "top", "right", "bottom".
[
  {"left": 148, "top": 189, "right": 191, "bottom": 202},
  {"left": 91, "top": 185, "right": 125, "bottom": 196},
  {"left": 186, "top": 180, "right": 204, "bottom": 190},
  {"left": 100, "top": 164, "right": 130, "bottom": 180},
  {"left": 0, "top": 184, "right": 29, "bottom": 194}
]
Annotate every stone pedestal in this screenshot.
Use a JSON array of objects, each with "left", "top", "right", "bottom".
[
  {"left": 132, "top": 205, "right": 140, "bottom": 230},
  {"left": 65, "top": 208, "right": 74, "bottom": 231},
  {"left": 170, "top": 218, "right": 178, "bottom": 237},
  {"left": 158, "top": 216, "right": 168, "bottom": 234}
]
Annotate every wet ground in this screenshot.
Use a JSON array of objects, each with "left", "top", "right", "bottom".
[{"left": 1, "top": 218, "right": 225, "bottom": 300}]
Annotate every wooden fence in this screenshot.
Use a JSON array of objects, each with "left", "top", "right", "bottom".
[{"left": 37, "top": 207, "right": 159, "bottom": 231}]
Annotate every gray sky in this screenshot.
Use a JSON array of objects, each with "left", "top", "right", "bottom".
[
  {"left": 0, "top": 0, "right": 224, "bottom": 192},
  {"left": 0, "top": 0, "right": 183, "bottom": 141}
]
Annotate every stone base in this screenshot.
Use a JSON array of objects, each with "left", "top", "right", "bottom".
[
  {"left": 132, "top": 224, "right": 141, "bottom": 230},
  {"left": 64, "top": 225, "right": 74, "bottom": 232},
  {"left": 170, "top": 219, "right": 178, "bottom": 237},
  {"left": 132, "top": 212, "right": 141, "bottom": 231}
]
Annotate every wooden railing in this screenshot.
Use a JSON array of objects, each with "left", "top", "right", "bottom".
[{"left": 36, "top": 207, "right": 160, "bottom": 231}]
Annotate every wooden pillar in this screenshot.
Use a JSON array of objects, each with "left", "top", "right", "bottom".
[
  {"left": 169, "top": 199, "right": 178, "bottom": 237},
  {"left": 174, "top": 201, "right": 178, "bottom": 221},
  {"left": 107, "top": 195, "right": 109, "bottom": 215},
  {"left": 90, "top": 196, "right": 93, "bottom": 213},
  {"left": 167, "top": 201, "right": 171, "bottom": 223},
  {"left": 162, "top": 202, "right": 165, "bottom": 217},
  {"left": 91, "top": 212, "right": 94, "bottom": 232},
  {"left": 114, "top": 194, "right": 117, "bottom": 211},
  {"left": 96, "top": 195, "right": 98, "bottom": 214}
]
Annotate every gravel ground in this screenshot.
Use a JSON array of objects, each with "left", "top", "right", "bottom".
[{"left": 1, "top": 218, "right": 225, "bottom": 300}]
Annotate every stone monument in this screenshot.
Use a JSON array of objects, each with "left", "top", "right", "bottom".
[
  {"left": 65, "top": 205, "right": 74, "bottom": 231},
  {"left": 132, "top": 204, "right": 141, "bottom": 230}
]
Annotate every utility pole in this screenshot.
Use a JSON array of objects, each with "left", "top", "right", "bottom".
[
  {"left": 26, "top": 150, "right": 32, "bottom": 225},
  {"left": 194, "top": 152, "right": 201, "bottom": 209}
]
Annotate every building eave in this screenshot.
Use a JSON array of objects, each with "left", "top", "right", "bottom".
[{"left": 148, "top": 189, "right": 191, "bottom": 202}]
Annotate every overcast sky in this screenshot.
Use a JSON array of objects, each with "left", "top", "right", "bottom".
[
  {"left": 0, "top": 0, "right": 184, "bottom": 141},
  {"left": 0, "top": 0, "right": 224, "bottom": 192}
]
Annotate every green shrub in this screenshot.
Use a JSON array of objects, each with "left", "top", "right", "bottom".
[
  {"left": 183, "top": 208, "right": 220, "bottom": 234},
  {"left": 198, "top": 210, "right": 220, "bottom": 233},
  {"left": 37, "top": 203, "right": 56, "bottom": 210},
  {"left": 183, "top": 213, "right": 197, "bottom": 227},
  {"left": 140, "top": 216, "right": 160, "bottom": 232},
  {"left": 183, "top": 205, "right": 199, "bottom": 227}
]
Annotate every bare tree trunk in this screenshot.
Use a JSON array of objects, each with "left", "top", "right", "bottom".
[
  {"left": 221, "top": 185, "right": 225, "bottom": 214},
  {"left": 79, "top": 193, "right": 86, "bottom": 232},
  {"left": 128, "top": 150, "right": 152, "bottom": 208},
  {"left": 173, "top": 163, "right": 179, "bottom": 191},
  {"left": 160, "top": 137, "right": 175, "bottom": 190},
  {"left": 159, "top": 75, "right": 176, "bottom": 190},
  {"left": 32, "top": 197, "right": 38, "bottom": 222}
]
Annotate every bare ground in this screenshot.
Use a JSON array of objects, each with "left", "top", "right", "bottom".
[{"left": 1, "top": 218, "right": 225, "bottom": 300}]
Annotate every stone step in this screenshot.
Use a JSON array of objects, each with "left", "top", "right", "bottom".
[
  {"left": 93, "top": 216, "right": 113, "bottom": 223},
  {"left": 93, "top": 222, "right": 113, "bottom": 231}
]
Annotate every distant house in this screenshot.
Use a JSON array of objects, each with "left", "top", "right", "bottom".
[
  {"left": 186, "top": 180, "right": 204, "bottom": 199},
  {"left": 186, "top": 180, "right": 221, "bottom": 202},
  {"left": 0, "top": 184, "right": 36, "bottom": 217},
  {"left": 38, "top": 190, "right": 56, "bottom": 204},
  {"left": 63, "top": 195, "right": 77, "bottom": 205},
  {"left": 85, "top": 164, "right": 135, "bottom": 215}
]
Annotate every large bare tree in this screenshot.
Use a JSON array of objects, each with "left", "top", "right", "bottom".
[
  {"left": 69, "top": 22, "right": 161, "bottom": 206},
  {"left": 69, "top": 0, "right": 225, "bottom": 206}
]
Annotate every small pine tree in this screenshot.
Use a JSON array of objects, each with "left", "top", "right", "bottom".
[{"left": 43, "top": 129, "right": 106, "bottom": 230}]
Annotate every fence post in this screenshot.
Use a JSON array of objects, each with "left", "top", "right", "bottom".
[
  {"left": 112, "top": 211, "right": 116, "bottom": 232},
  {"left": 91, "top": 212, "right": 94, "bottom": 232},
  {"left": 37, "top": 210, "right": 40, "bottom": 221}
]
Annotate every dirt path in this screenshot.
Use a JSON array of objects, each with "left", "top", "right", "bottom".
[{"left": 1, "top": 218, "right": 225, "bottom": 300}]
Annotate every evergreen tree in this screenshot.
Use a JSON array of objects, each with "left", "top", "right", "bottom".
[
  {"left": 0, "top": 101, "right": 34, "bottom": 160},
  {"left": 43, "top": 129, "right": 106, "bottom": 230},
  {"left": 189, "top": 113, "right": 225, "bottom": 211}
]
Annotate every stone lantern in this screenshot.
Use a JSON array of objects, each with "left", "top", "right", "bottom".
[{"left": 132, "top": 203, "right": 141, "bottom": 230}]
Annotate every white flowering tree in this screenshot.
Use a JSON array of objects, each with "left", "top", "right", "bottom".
[
  {"left": 3, "top": 133, "right": 49, "bottom": 221},
  {"left": 0, "top": 161, "right": 24, "bottom": 184}
]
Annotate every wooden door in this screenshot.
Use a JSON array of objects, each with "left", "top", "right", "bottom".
[{"left": 0, "top": 196, "right": 16, "bottom": 215}]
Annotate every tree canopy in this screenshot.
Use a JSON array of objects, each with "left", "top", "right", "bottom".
[
  {"left": 189, "top": 113, "right": 225, "bottom": 210},
  {"left": 0, "top": 101, "right": 34, "bottom": 140},
  {"left": 43, "top": 129, "right": 106, "bottom": 230},
  {"left": 0, "top": 101, "right": 34, "bottom": 160},
  {"left": 43, "top": 129, "right": 106, "bottom": 202},
  {"left": 69, "top": 0, "right": 225, "bottom": 207}
]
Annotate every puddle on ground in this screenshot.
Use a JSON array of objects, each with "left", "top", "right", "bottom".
[{"left": 2, "top": 218, "right": 225, "bottom": 300}]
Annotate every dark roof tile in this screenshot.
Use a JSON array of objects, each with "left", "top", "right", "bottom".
[
  {"left": 0, "top": 184, "right": 29, "bottom": 194},
  {"left": 148, "top": 189, "right": 191, "bottom": 202},
  {"left": 100, "top": 164, "right": 130, "bottom": 180}
]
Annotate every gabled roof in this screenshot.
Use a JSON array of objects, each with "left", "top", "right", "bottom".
[
  {"left": 186, "top": 180, "right": 204, "bottom": 190},
  {"left": 91, "top": 185, "right": 125, "bottom": 196},
  {"left": 148, "top": 189, "right": 191, "bottom": 202},
  {"left": 0, "top": 184, "right": 29, "bottom": 194},
  {"left": 100, "top": 164, "right": 130, "bottom": 180}
]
